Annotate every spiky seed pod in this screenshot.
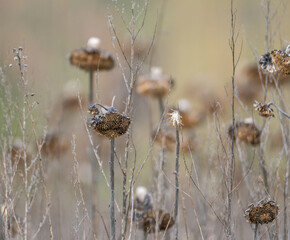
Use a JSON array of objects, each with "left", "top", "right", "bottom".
[
  {"left": 69, "top": 38, "right": 114, "bottom": 72},
  {"left": 89, "top": 105, "right": 130, "bottom": 139},
  {"left": 140, "top": 209, "right": 174, "bottom": 233},
  {"left": 253, "top": 101, "right": 275, "bottom": 118},
  {"left": 245, "top": 198, "right": 279, "bottom": 225},
  {"left": 270, "top": 49, "right": 290, "bottom": 75},
  {"left": 136, "top": 67, "right": 174, "bottom": 98},
  {"left": 227, "top": 119, "right": 261, "bottom": 145}
]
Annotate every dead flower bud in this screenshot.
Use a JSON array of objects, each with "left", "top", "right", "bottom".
[
  {"left": 69, "top": 37, "right": 115, "bottom": 72},
  {"left": 89, "top": 103, "right": 130, "bottom": 139},
  {"left": 136, "top": 67, "right": 174, "bottom": 98},
  {"left": 227, "top": 118, "right": 261, "bottom": 145},
  {"left": 253, "top": 101, "right": 274, "bottom": 118},
  {"left": 168, "top": 110, "right": 182, "bottom": 127},
  {"left": 245, "top": 198, "right": 279, "bottom": 225},
  {"left": 259, "top": 46, "right": 290, "bottom": 75}
]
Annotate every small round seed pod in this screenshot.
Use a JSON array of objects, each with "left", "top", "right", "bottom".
[
  {"left": 89, "top": 103, "right": 131, "bottom": 139},
  {"left": 227, "top": 118, "right": 261, "bottom": 146},
  {"left": 253, "top": 101, "right": 275, "bottom": 118},
  {"left": 245, "top": 198, "right": 279, "bottom": 225},
  {"left": 169, "top": 99, "right": 204, "bottom": 128},
  {"left": 69, "top": 37, "right": 115, "bottom": 72},
  {"left": 136, "top": 67, "right": 174, "bottom": 98}
]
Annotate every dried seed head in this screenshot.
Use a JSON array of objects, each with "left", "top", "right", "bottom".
[
  {"left": 270, "top": 49, "right": 290, "bottom": 75},
  {"left": 88, "top": 104, "right": 100, "bottom": 116},
  {"left": 168, "top": 110, "right": 182, "bottom": 127},
  {"left": 227, "top": 119, "right": 261, "bottom": 145},
  {"left": 169, "top": 99, "right": 203, "bottom": 128},
  {"left": 41, "top": 131, "right": 70, "bottom": 156},
  {"left": 253, "top": 101, "right": 275, "bottom": 118},
  {"left": 140, "top": 209, "right": 174, "bottom": 233},
  {"left": 285, "top": 45, "right": 290, "bottom": 56},
  {"left": 69, "top": 38, "right": 114, "bottom": 72},
  {"left": 87, "top": 37, "right": 101, "bottom": 50},
  {"left": 136, "top": 67, "right": 174, "bottom": 98},
  {"left": 259, "top": 52, "right": 275, "bottom": 73},
  {"left": 245, "top": 198, "right": 279, "bottom": 225},
  {"left": 89, "top": 104, "right": 130, "bottom": 139}
]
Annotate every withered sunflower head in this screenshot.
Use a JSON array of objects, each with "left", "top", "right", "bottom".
[
  {"left": 270, "top": 49, "right": 290, "bottom": 75},
  {"left": 245, "top": 198, "right": 279, "bottom": 225},
  {"left": 136, "top": 67, "right": 174, "bottom": 98},
  {"left": 253, "top": 101, "right": 275, "bottom": 118},
  {"left": 140, "top": 209, "right": 174, "bottom": 234},
  {"left": 227, "top": 118, "right": 261, "bottom": 146},
  {"left": 69, "top": 37, "right": 115, "bottom": 72},
  {"left": 89, "top": 103, "right": 130, "bottom": 139}
]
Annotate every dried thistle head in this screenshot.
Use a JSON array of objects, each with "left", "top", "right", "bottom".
[
  {"left": 89, "top": 104, "right": 130, "bottom": 139},
  {"left": 227, "top": 118, "right": 261, "bottom": 145},
  {"left": 139, "top": 209, "right": 174, "bottom": 234},
  {"left": 245, "top": 198, "right": 279, "bottom": 225},
  {"left": 270, "top": 49, "right": 290, "bottom": 75},
  {"left": 253, "top": 101, "right": 275, "bottom": 118},
  {"left": 133, "top": 187, "right": 153, "bottom": 225},
  {"left": 259, "top": 47, "right": 290, "bottom": 75},
  {"left": 136, "top": 67, "right": 174, "bottom": 98},
  {"left": 168, "top": 110, "right": 182, "bottom": 127},
  {"left": 69, "top": 37, "right": 114, "bottom": 72},
  {"left": 169, "top": 99, "right": 203, "bottom": 128}
]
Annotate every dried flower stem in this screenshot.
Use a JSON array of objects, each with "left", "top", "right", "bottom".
[
  {"left": 110, "top": 138, "right": 116, "bottom": 240},
  {"left": 254, "top": 225, "right": 258, "bottom": 240},
  {"left": 174, "top": 127, "right": 180, "bottom": 240},
  {"left": 267, "top": 102, "right": 290, "bottom": 119},
  {"left": 89, "top": 71, "right": 94, "bottom": 105}
]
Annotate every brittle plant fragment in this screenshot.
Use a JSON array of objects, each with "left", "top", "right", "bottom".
[
  {"left": 253, "top": 101, "right": 275, "bottom": 118},
  {"left": 69, "top": 37, "right": 115, "bottom": 71},
  {"left": 88, "top": 103, "right": 130, "bottom": 139}
]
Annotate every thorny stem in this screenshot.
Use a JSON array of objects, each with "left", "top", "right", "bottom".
[
  {"left": 174, "top": 127, "right": 180, "bottom": 240},
  {"left": 110, "top": 138, "right": 116, "bottom": 240}
]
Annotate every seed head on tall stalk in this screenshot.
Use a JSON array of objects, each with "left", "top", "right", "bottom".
[{"left": 88, "top": 103, "right": 131, "bottom": 240}]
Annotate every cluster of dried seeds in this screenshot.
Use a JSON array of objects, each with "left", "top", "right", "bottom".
[
  {"left": 245, "top": 198, "right": 279, "bottom": 225},
  {"left": 259, "top": 45, "right": 290, "bottom": 75},
  {"left": 227, "top": 119, "right": 261, "bottom": 145},
  {"left": 88, "top": 104, "right": 130, "bottom": 139},
  {"left": 253, "top": 101, "right": 275, "bottom": 118}
]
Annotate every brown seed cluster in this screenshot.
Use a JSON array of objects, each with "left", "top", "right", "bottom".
[
  {"left": 69, "top": 47, "right": 114, "bottom": 72},
  {"left": 137, "top": 67, "right": 174, "bottom": 98},
  {"left": 259, "top": 46, "right": 290, "bottom": 75},
  {"left": 253, "top": 101, "right": 275, "bottom": 118},
  {"left": 227, "top": 119, "right": 261, "bottom": 145},
  {"left": 245, "top": 198, "right": 279, "bottom": 225},
  {"left": 139, "top": 209, "right": 174, "bottom": 233},
  {"left": 89, "top": 105, "right": 130, "bottom": 139}
]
